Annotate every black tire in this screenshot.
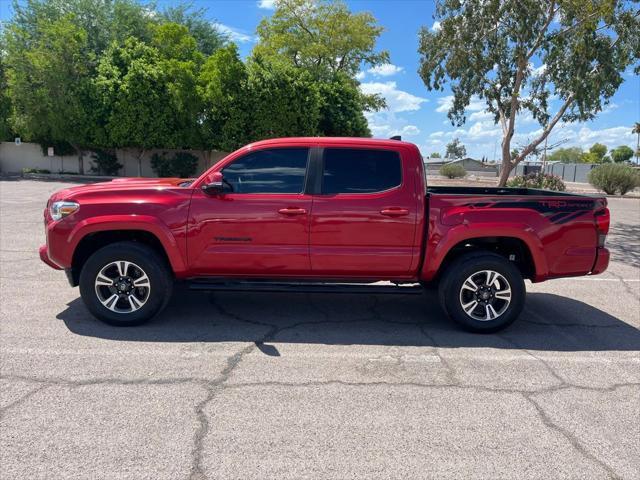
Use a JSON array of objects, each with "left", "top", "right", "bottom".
[
  {"left": 79, "top": 241, "right": 173, "bottom": 326},
  {"left": 438, "top": 252, "right": 525, "bottom": 333}
]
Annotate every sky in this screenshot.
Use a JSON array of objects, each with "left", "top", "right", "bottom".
[{"left": 1, "top": 0, "right": 638, "bottom": 160}]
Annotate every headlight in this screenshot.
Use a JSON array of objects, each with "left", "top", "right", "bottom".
[{"left": 50, "top": 201, "right": 79, "bottom": 221}]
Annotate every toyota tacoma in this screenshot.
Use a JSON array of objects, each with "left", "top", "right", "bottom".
[{"left": 40, "top": 137, "right": 610, "bottom": 332}]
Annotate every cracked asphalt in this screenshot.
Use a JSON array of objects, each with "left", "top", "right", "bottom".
[{"left": 1, "top": 179, "right": 639, "bottom": 480}]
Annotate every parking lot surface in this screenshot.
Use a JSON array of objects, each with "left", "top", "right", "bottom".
[{"left": 1, "top": 179, "right": 639, "bottom": 479}]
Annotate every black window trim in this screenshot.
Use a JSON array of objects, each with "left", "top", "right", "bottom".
[
  {"left": 222, "top": 146, "right": 313, "bottom": 195},
  {"left": 316, "top": 146, "right": 404, "bottom": 195}
]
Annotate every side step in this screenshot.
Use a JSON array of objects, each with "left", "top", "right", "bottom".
[{"left": 188, "top": 280, "right": 424, "bottom": 295}]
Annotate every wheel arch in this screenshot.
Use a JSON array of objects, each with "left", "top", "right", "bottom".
[
  {"left": 425, "top": 233, "right": 544, "bottom": 283},
  {"left": 70, "top": 229, "right": 177, "bottom": 286}
]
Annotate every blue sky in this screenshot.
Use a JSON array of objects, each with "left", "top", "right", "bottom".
[{"left": 1, "top": 0, "right": 638, "bottom": 159}]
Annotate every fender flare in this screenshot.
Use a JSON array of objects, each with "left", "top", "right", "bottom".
[
  {"left": 67, "top": 215, "right": 187, "bottom": 274},
  {"left": 421, "top": 223, "right": 548, "bottom": 282}
]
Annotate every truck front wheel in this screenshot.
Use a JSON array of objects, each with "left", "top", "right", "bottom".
[
  {"left": 79, "top": 241, "right": 173, "bottom": 326},
  {"left": 438, "top": 252, "right": 525, "bottom": 333}
]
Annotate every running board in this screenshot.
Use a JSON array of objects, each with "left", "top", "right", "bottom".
[{"left": 188, "top": 280, "right": 424, "bottom": 295}]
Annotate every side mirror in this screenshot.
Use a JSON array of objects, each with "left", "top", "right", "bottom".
[{"left": 202, "top": 172, "right": 224, "bottom": 195}]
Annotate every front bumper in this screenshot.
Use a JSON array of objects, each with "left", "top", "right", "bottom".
[
  {"left": 39, "top": 244, "right": 63, "bottom": 270},
  {"left": 590, "top": 247, "right": 610, "bottom": 275}
]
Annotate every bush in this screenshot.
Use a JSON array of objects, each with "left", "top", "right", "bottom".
[
  {"left": 22, "top": 168, "right": 51, "bottom": 174},
  {"left": 439, "top": 163, "right": 466, "bottom": 179},
  {"left": 588, "top": 163, "right": 640, "bottom": 195},
  {"left": 151, "top": 152, "right": 199, "bottom": 178},
  {"left": 90, "top": 150, "right": 122, "bottom": 176},
  {"left": 507, "top": 172, "right": 566, "bottom": 191}
]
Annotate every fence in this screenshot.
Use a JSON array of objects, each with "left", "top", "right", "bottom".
[
  {"left": 0, "top": 142, "right": 228, "bottom": 177},
  {"left": 510, "top": 162, "right": 598, "bottom": 183}
]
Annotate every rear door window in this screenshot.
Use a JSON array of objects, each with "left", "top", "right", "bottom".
[{"left": 321, "top": 148, "right": 402, "bottom": 194}]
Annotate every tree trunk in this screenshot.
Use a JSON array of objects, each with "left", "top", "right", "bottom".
[
  {"left": 137, "top": 149, "right": 145, "bottom": 177},
  {"left": 498, "top": 138, "right": 513, "bottom": 186}
]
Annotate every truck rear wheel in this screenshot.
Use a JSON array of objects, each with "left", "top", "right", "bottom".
[
  {"left": 79, "top": 241, "right": 173, "bottom": 326},
  {"left": 438, "top": 252, "right": 525, "bottom": 333}
]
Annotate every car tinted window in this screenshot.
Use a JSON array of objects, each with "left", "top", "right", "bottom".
[
  {"left": 322, "top": 148, "right": 402, "bottom": 194},
  {"left": 222, "top": 148, "right": 309, "bottom": 194}
]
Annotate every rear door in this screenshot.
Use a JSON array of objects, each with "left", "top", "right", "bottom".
[
  {"left": 188, "top": 147, "right": 313, "bottom": 275},
  {"left": 309, "top": 146, "right": 417, "bottom": 277}
]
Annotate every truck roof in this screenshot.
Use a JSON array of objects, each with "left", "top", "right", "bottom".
[{"left": 245, "top": 136, "right": 418, "bottom": 150}]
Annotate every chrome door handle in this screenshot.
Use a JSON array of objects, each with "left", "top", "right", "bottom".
[
  {"left": 278, "top": 207, "right": 307, "bottom": 216},
  {"left": 380, "top": 208, "right": 409, "bottom": 217}
]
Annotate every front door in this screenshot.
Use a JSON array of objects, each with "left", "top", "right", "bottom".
[
  {"left": 309, "top": 147, "right": 417, "bottom": 277},
  {"left": 188, "top": 147, "right": 312, "bottom": 276}
]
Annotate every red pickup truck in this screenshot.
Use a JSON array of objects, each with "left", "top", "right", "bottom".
[{"left": 40, "top": 137, "right": 610, "bottom": 332}]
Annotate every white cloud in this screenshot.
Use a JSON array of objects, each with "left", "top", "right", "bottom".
[
  {"left": 257, "top": 0, "right": 276, "bottom": 9},
  {"left": 364, "top": 111, "right": 421, "bottom": 138},
  {"left": 359, "top": 81, "right": 427, "bottom": 113},
  {"left": 435, "top": 95, "right": 485, "bottom": 114},
  {"left": 355, "top": 71, "right": 366, "bottom": 81},
  {"left": 601, "top": 102, "right": 619, "bottom": 114},
  {"left": 367, "top": 63, "right": 404, "bottom": 77},
  {"left": 401, "top": 125, "right": 421, "bottom": 136},
  {"left": 531, "top": 63, "right": 547, "bottom": 76},
  {"left": 469, "top": 110, "right": 493, "bottom": 122},
  {"left": 214, "top": 23, "right": 255, "bottom": 44},
  {"left": 431, "top": 21, "right": 441, "bottom": 32}
]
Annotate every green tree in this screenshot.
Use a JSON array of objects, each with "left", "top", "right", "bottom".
[
  {"left": 5, "top": 15, "right": 96, "bottom": 172},
  {"left": 610, "top": 145, "right": 634, "bottom": 163},
  {"left": 0, "top": 45, "right": 13, "bottom": 141},
  {"left": 581, "top": 143, "right": 607, "bottom": 163},
  {"left": 589, "top": 143, "right": 608, "bottom": 163},
  {"left": 199, "top": 44, "right": 251, "bottom": 151},
  {"left": 418, "top": 0, "right": 640, "bottom": 186},
  {"left": 317, "top": 73, "right": 371, "bottom": 137},
  {"left": 430, "top": 152, "right": 441, "bottom": 158},
  {"left": 445, "top": 138, "right": 466, "bottom": 160},
  {"left": 255, "top": 0, "right": 389, "bottom": 80},
  {"left": 10, "top": 0, "right": 156, "bottom": 58},
  {"left": 548, "top": 147, "right": 583, "bottom": 163},
  {"left": 95, "top": 37, "right": 197, "bottom": 175},
  {"left": 246, "top": 56, "right": 321, "bottom": 140},
  {"left": 161, "top": 3, "right": 227, "bottom": 55}
]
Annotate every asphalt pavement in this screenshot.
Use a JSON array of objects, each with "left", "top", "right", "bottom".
[{"left": 1, "top": 179, "right": 639, "bottom": 479}]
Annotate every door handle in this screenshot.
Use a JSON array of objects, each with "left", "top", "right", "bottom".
[
  {"left": 380, "top": 208, "right": 409, "bottom": 217},
  {"left": 278, "top": 207, "right": 307, "bottom": 216}
]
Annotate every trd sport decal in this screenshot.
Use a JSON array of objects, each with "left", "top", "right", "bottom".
[{"left": 464, "top": 200, "right": 596, "bottom": 224}]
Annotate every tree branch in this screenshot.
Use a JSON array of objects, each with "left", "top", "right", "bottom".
[
  {"left": 526, "top": 0, "right": 557, "bottom": 59},
  {"left": 514, "top": 93, "right": 575, "bottom": 164}
]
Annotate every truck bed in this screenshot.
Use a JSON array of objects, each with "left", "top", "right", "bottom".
[{"left": 426, "top": 186, "right": 597, "bottom": 197}]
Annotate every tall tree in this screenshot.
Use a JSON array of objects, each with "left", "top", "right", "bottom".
[
  {"left": 445, "top": 138, "right": 466, "bottom": 159},
  {"left": 548, "top": 147, "right": 583, "bottom": 163},
  {"left": 10, "top": 0, "right": 156, "bottom": 58},
  {"left": 581, "top": 143, "right": 608, "bottom": 163},
  {"left": 161, "top": 3, "right": 227, "bottom": 55},
  {"left": 199, "top": 44, "right": 251, "bottom": 152},
  {"left": 255, "top": 0, "right": 389, "bottom": 80},
  {"left": 5, "top": 15, "right": 95, "bottom": 172},
  {"left": 0, "top": 43, "right": 12, "bottom": 141},
  {"left": 246, "top": 56, "right": 321, "bottom": 140},
  {"left": 95, "top": 35, "right": 200, "bottom": 175},
  {"left": 610, "top": 145, "right": 634, "bottom": 163},
  {"left": 317, "top": 73, "right": 371, "bottom": 137},
  {"left": 418, "top": 0, "right": 640, "bottom": 186}
]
